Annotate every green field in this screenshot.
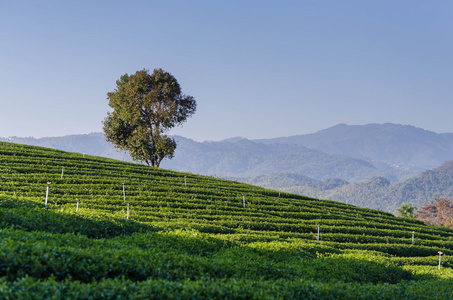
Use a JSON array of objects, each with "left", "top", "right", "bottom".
[{"left": 1, "top": 141, "right": 453, "bottom": 299}]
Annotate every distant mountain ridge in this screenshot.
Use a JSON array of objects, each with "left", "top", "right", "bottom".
[
  {"left": 1, "top": 130, "right": 413, "bottom": 182},
  {"left": 162, "top": 136, "right": 391, "bottom": 181},
  {"left": 240, "top": 160, "right": 453, "bottom": 214},
  {"left": 255, "top": 123, "right": 453, "bottom": 170}
]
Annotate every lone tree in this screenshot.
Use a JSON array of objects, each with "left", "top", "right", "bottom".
[{"left": 103, "top": 68, "right": 196, "bottom": 167}]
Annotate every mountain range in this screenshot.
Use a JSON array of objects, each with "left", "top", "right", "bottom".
[
  {"left": 255, "top": 123, "right": 453, "bottom": 170},
  {"left": 2, "top": 123, "right": 452, "bottom": 213},
  {"left": 240, "top": 160, "right": 453, "bottom": 213}
]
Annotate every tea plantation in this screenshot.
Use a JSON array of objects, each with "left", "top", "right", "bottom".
[{"left": 1, "top": 141, "right": 453, "bottom": 299}]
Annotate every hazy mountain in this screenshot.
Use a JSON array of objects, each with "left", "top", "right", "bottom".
[
  {"left": 162, "top": 136, "right": 392, "bottom": 181},
  {"left": 255, "top": 123, "right": 453, "bottom": 171},
  {"left": 330, "top": 160, "right": 453, "bottom": 213},
  {"left": 240, "top": 161, "right": 453, "bottom": 214},
  {"left": 1, "top": 132, "right": 412, "bottom": 182}
]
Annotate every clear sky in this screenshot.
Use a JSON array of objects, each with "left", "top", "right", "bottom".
[{"left": 1, "top": 1, "right": 452, "bottom": 141}]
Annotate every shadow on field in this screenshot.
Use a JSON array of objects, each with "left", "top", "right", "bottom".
[{"left": 0, "top": 195, "right": 159, "bottom": 238}]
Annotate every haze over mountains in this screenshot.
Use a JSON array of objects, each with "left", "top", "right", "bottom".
[
  {"left": 255, "top": 123, "right": 453, "bottom": 170},
  {"left": 2, "top": 123, "right": 452, "bottom": 214},
  {"left": 163, "top": 136, "right": 396, "bottom": 182},
  {"left": 242, "top": 160, "right": 453, "bottom": 213}
]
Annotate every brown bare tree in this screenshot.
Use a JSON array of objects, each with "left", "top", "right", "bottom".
[{"left": 414, "top": 197, "right": 453, "bottom": 228}]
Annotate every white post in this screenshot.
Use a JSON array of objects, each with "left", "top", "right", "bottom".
[
  {"left": 184, "top": 176, "right": 187, "bottom": 187},
  {"left": 45, "top": 182, "right": 51, "bottom": 208},
  {"left": 242, "top": 194, "right": 245, "bottom": 209},
  {"left": 317, "top": 224, "right": 320, "bottom": 241},
  {"left": 76, "top": 198, "right": 79, "bottom": 212},
  {"left": 279, "top": 185, "right": 282, "bottom": 197},
  {"left": 439, "top": 251, "right": 443, "bottom": 270},
  {"left": 123, "top": 183, "right": 126, "bottom": 202},
  {"left": 61, "top": 167, "right": 64, "bottom": 179},
  {"left": 412, "top": 231, "right": 415, "bottom": 244},
  {"left": 127, "top": 203, "right": 130, "bottom": 219},
  {"left": 83, "top": 152, "right": 85, "bottom": 158}
]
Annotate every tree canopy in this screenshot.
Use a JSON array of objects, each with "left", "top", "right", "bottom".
[
  {"left": 103, "top": 68, "right": 196, "bottom": 167},
  {"left": 396, "top": 203, "right": 416, "bottom": 218}
]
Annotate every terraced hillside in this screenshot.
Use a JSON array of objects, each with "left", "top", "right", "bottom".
[{"left": 1, "top": 141, "right": 453, "bottom": 299}]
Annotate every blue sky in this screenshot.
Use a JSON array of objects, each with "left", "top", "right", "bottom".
[{"left": 1, "top": 1, "right": 452, "bottom": 141}]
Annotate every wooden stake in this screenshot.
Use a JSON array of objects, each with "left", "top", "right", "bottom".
[
  {"left": 412, "top": 231, "right": 415, "bottom": 244},
  {"left": 61, "top": 167, "right": 64, "bottom": 179},
  {"left": 317, "top": 224, "right": 320, "bottom": 241},
  {"left": 184, "top": 176, "right": 187, "bottom": 187},
  {"left": 122, "top": 183, "right": 126, "bottom": 202},
  {"left": 127, "top": 203, "right": 130, "bottom": 219}
]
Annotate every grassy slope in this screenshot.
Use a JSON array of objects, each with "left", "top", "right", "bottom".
[{"left": 1, "top": 141, "right": 453, "bottom": 299}]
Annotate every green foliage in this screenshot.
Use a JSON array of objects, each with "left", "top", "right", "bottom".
[
  {"left": 0, "top": 196, "right": 156, "bottom": 238},
  {"left": 397, "top": 202, "right": 417, "bottom": 218},
  {"left": 103, "top": 68, "right": 196, "bottom": 167},
  {"left": 0, "top": 141, "right": 453, "bottom": 298}
]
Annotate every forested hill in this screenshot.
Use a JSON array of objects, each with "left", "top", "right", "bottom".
[
  {"left": 255, "top": 123, "right": 453, "bottom": 170},
  {"left": 163, "top": 136, "right": 395, "bottom": 181},
  {"left": 1, "top": 141, "right": 453, "bottom": 298},
  {"left": 326, "top": 160, "right": 453, "bottom": 212},
  {"left": 241, "top": 161, "right": 453, "bottom": 214}
]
